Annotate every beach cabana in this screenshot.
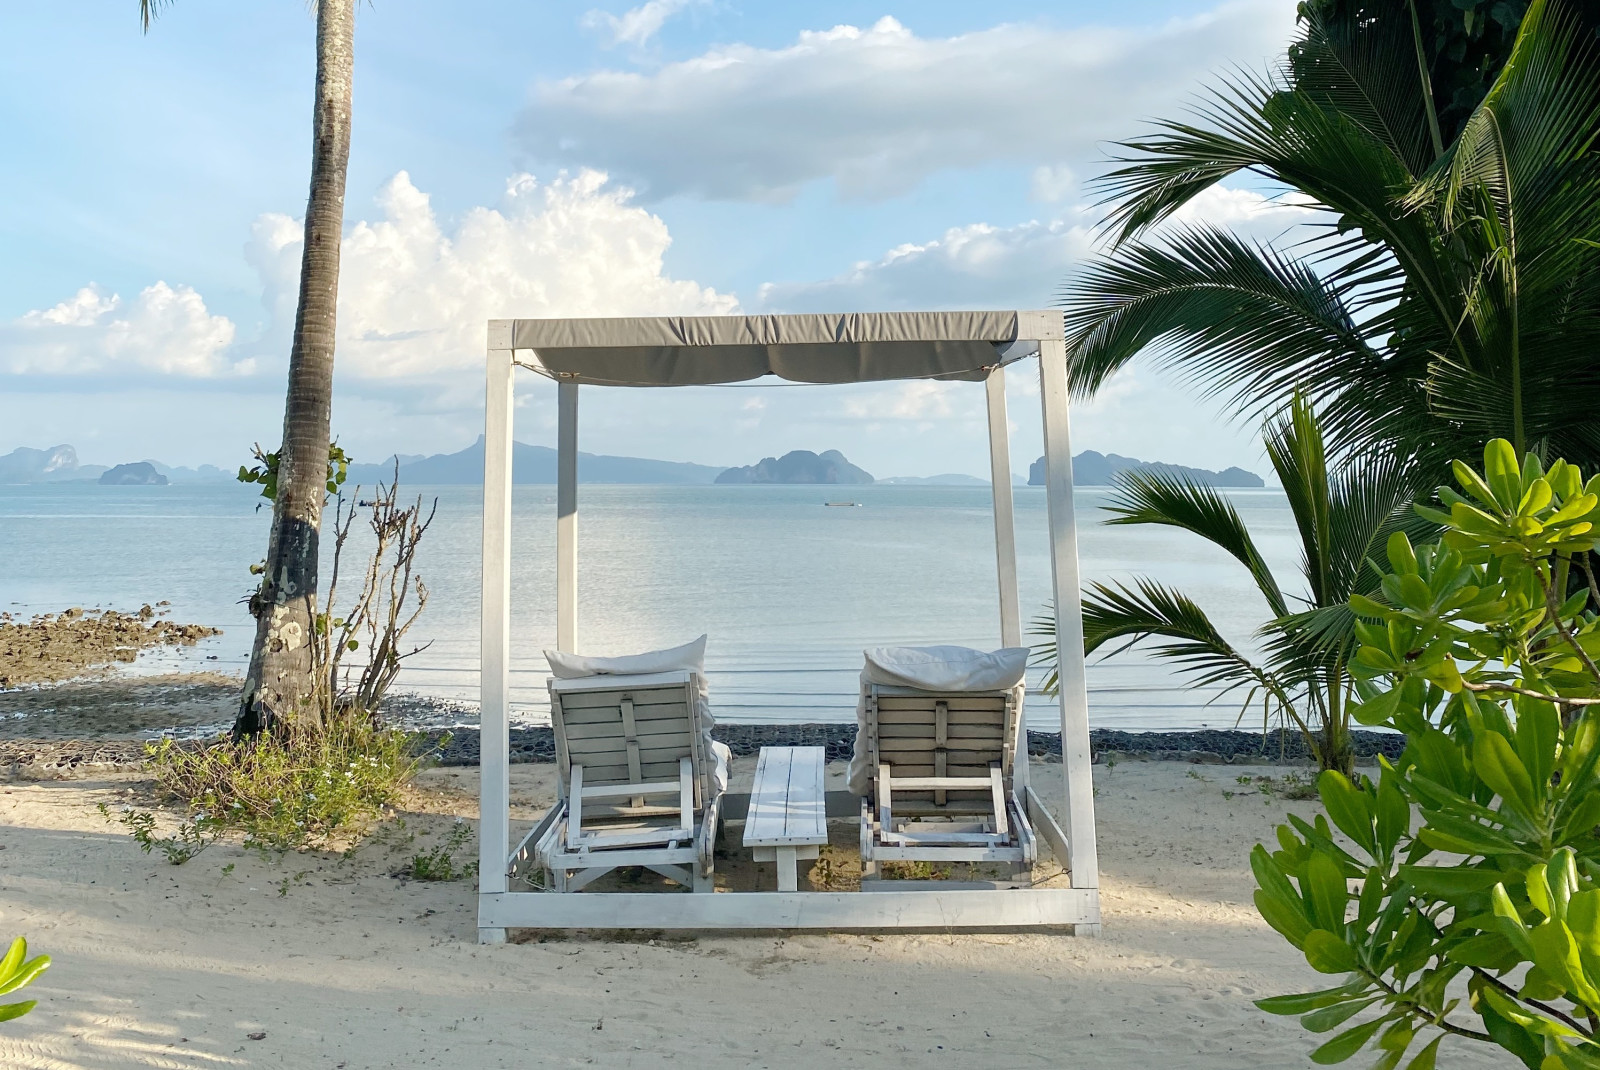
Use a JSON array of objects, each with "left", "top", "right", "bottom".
[{"left": 477, "top": 311, "right": 1099, "bottom": 940}]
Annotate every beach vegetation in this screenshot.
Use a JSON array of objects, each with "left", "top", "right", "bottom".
[
  {"left": 0, "top": 937, "right": 49, "bottom": 1024},
  {"left": 100, "top": 803, "right": 218, "bottom": 864},
  {"left": 401, "top": 822, "right": 478, "bottom": 882},
  {"left": 1033, "top": 397, "right": 1422, "bottom": 774},
  {"left": 142, "top": 0, "right": 361, "bottom": 737},
  {"left": 1062, "top": 0, "right": 1600, "bottom": 479},
  {"left": 1254, "top": 440, "right": 1600, "bottom": 1066},
  {"left": 136, "top": 719, "right": 426, "bottom": 857}
]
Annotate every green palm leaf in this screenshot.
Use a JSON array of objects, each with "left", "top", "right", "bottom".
[
  {"left": 1080, "top": 578, "right": 1283, "bottom": 701},
  {"left": 1102, "top": 466, "right": 1289, "bottom": 618}
]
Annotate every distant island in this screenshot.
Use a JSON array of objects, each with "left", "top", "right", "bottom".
[
  {"left": 344, "top": 436, "right": 726, "bottom": 485},
  {"left": 715, "top": 449, "right": 874, "bottom": 485},
  {"left": 0, "top": 444, "right": 226, "bottom": 486},
  {"left": 878, "top": 473, "right": 989, "bottom": 486},
  {"left": 1028, "top": 451, "right": 1264, "bottom": 488},
  {"left": 99, "top": 462, "right": 168, "bottom": 486}
]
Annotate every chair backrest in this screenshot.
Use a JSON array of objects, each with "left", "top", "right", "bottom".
[
  {"left": 549, "top": 670, "right": 710, "bottom": 807},
  {"left": 864, "top": 682, "right": 1017, "bottom": 787}
]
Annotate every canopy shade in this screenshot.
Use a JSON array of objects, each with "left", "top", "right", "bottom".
[{"left": 500, "top": 310, "right": 1061, "bottom": 387}]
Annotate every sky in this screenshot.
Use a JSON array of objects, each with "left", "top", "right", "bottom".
[{"left": 0, "top": 0, "right": 1313, "bottom": 479}]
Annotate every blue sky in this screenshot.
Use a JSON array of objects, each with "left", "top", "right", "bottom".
[{"left": 1, "top": 0, "right": 1308, "bottom": 478}]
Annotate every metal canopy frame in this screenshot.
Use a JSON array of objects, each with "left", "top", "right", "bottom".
[{"left": 477, "top": 312, "right": 1099, "bottom": 940}]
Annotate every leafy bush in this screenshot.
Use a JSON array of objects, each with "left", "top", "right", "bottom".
[
  {"left": 1253, "top": 440, "right": 1600, "bottom": 1067},
  {"left": 0, "top": 937, "right": 49, "bottom": 1023},
  {"left": 141, "top": 719, "right": 426, "bottom": 856}
]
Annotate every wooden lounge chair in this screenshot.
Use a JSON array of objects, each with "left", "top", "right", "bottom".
[
  {"left": 852, "top": 647, "right": 1036, "bottom": 881},
  {"left": 531, "top": 668, "right": 725, "bottom": 893}
]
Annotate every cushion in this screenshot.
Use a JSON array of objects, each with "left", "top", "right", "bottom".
[
  {"left": 862, "top": 644, "right": 1029, "bottom": 691},
  {"left": 544, "top": 634, "right": 707, "bottom": 679}
]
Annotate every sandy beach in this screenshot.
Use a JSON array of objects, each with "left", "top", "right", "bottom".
[{"left": 0, "top": 758, "right": 1505, "bottom": 1070}]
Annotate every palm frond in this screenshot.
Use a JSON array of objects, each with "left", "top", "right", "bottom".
[
  {"left": 1061, "top": 225, "right": 1380, "bottom": 407},
  {"left": 1079, "top": 578, "right": 1283, "bottom": 701},
  {"left": 1289, "top": 5, "right": 1435, "bottom": 174},
  {"left": 1263, "top": 396, "right": 1334, "bottom": 606},
  {"left": 1102, "top": 467, "right": 1289, "bottom": 618},
  {"left": 139, "top": 0, "right": 171, "bottom": 32}
]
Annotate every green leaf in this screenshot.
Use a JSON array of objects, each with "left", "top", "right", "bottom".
[
  {"left": 1319, "top": 772, "right": 1376, "bottom": 855},
  {"left": 1306, "top": 851, "right": 1352, "bottom": 931},
  {"left": 1302, "top": 996, "right": 1381, "bottom": 1033},
  {"left": 1403, "top": 1036, "right": 1442, "bottom": 1070},
  {"left": 1516, "top": 697, "right": 1560, "bottom": 794},
  {"left": 1303, "top": 929, "right": 1360, "bottom": 974},
  {"left": 1401, "top": 864, "right": 1505, "bottom": 898},
  {"left": 1448, "top": 931, "right": 1518, "bottom": 970},
  {"left": 1483, "top": 439, "right": 1523, "bottom": 511},
  {"left": 1352, "top": 688, "right": 1404, "bottom": 727},
  {"left": 1310, "top": 1017, "right": 1384, "bottom": 1064},
  {"left": 1255, "top": 983, "right": 1371, "bottom": 1016},
  {"left": 1474, "top": 731, "right": 1540, "bottom": 823},
  {"left": 1253, "top": 844, "right": 1314, "bottom": 947},
  {"left": 0, "top": 1000, "right": 37, "bottom": 1023}
]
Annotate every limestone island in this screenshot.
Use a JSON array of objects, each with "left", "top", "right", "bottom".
[{"left": 715, "top": 449, "right": 874, "bottom": 484}]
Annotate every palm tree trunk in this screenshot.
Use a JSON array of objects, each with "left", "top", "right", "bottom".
[{"left": 236, "top": 0, "right": 356, "bottom": 736}]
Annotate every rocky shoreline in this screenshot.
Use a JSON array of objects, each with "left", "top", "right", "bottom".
[
  {"left": 0, "top": 723, "right": 1404, "bottom": 777},
  {"left": 0, "top": 606, "right": 220, "bottom": 688},
  {"left": 413, "top": 723, "right": 1403, "bottom": 768}
]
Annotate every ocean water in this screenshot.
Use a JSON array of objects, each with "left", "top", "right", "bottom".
[{"left": 0, "top": 481, "right": 1303, "bottom": 731}]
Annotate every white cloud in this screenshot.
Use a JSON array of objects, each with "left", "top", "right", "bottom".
[
  {"left": 1030, "top": 165, "right": 1077, "bottom": 204},
  {"left": 760, "top": 184, "right": 1320, "bottom": 315},
  {"left": 1, "top": 282, "right": 241, "bottom": 377},
  {"left": 517, "top": 2, "right": 1298, "bottom": 201},
  {"left": 581, "top": 0, "right": 704, "bottom": 47},
  {"left": 251, "top": 169, "right": 739, "bottom": 381}
]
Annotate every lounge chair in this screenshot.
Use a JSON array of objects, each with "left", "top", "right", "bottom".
[
  {"left": 530, "top": 637, "right": 730, "bottom": 893},
  {"left": 849, "top": 645, "right": 1037, "bottom": 881}
]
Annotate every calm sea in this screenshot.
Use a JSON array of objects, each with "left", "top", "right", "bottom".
[{"left": 0, "top": 481, "right": 1302, "bottom": 732}]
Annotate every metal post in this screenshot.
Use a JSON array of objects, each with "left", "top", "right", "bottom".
[
  {"left": 1037, "top": 336, "right": 1100, "bottom": 923},
  {"left": 478, "top": 324, "right": 515, "bottom": 944},
  {"left": 556, "top": 381, "right": 578, "bottom": 653}
]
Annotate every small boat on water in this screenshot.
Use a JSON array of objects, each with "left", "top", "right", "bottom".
[{"left": 824, "top": 501, "right": 862, "bottom": 507}]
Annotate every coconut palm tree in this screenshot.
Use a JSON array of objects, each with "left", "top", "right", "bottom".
[
  {"left": 141, "top": 0, "right": 356, "bottom": 733},
  {"left": 1062, "top": 0, "right": 1600, "bottom": 477},
  {"left": 1033, "top": 399, "right": 1423, "bottom": 774}
]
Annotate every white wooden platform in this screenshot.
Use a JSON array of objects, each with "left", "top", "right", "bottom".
[
  {"left": 744, "top": 746, "right": 829, "bottom": 891},
  {"left": 480, "top": 887, "right": 1099, "bottom": 930}
]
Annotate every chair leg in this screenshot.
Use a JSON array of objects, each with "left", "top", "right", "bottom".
[{"left": 859, "top": 797, "right": 879, "bottom": 881}]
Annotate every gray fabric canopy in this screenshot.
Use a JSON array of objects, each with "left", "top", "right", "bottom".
[{"left": 506, "top": 311, "right": 1058, "bottom": 386}]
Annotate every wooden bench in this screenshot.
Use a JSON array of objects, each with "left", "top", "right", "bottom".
[{"left": 743, "top": 746, "right": 829, "bottom": 891}]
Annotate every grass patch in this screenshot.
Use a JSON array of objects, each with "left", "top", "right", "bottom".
[{"left": 118, "top": 719, "right": 429, "bottom": 861}]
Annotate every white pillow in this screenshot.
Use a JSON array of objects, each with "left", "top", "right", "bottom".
[
  {"left": 863, "top": 644, "right": 1028, "bottom": 691},
  {"left": 544, "top": 635, "right": 707, "bottom": 680}
]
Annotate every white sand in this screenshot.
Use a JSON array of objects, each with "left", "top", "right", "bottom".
[{"left": 0, "top": 760, "right": 1505, "bottom": 1069}]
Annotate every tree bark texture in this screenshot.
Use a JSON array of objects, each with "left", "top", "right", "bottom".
[{"left": 237, "top": 0, "right": 356, "bottom": 735}]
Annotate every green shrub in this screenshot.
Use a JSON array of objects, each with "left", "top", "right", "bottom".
[
  {"left": 401, "top": 821, "right": 478, "bottom": 881},
  {"left": 1253, "top": 440, "right": 1600, "bottom": 1068},
  {"left": 140, "top": 719, "right": 427, "bottom": 857},
  {"left": 0, "top": 937, "right": 49, "bottom": 1023}
]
